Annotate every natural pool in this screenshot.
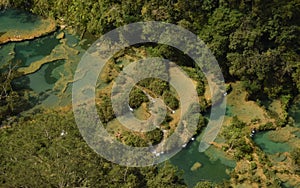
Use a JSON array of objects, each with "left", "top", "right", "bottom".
[
  {"left": 11, "top": 35, "right": 81, "bottom": 108},
  {"left": 253, "top": 131, "right": 292, "bottom": 154},
  {"left": 171, "top": 133, "right": 235, "bottom": 187},
  {"left": 252, "top": 97, "right": 300, "bottom": 155},
  {"left": 0, "top": 9, "right": 84, "bottom": 110}
]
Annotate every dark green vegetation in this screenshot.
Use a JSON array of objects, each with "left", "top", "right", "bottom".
[
  {"left": 0, "top": 110, "right": 186, "bottom": 187},
  {"left": 291, "top": 148, "right": 300, "bottom": 174},
  {"left": 4, "top": 0, "right": 299, "bottom": 98},
  {"left": 129, "top": 87, "right": 149, "bottom": 109},
  {"left": 2, "top": 0, "right": 299, "bottom": 110},
  {"left": 0, "top": 0, "right": 300, "bottom": 187},
  {"left": 0, "top": 61, "right": 35, "bottom": 123},
  {"left": 221, "top": 116, "right": 253, "bottom": 160}
]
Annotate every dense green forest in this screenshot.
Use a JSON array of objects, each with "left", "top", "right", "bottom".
[
  {"left": 0, "top": 110, "right": 189, "bottom": 187},
  {"left": 2, "top": 0, "right": 299, "bottom": 100},
  {"left": 0, "top": 0, "right": 300, "bottom": 187}
]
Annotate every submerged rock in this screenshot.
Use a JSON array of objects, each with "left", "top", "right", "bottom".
[
  {"left": 190, "top": 162, "right": 202, "bottom": 171},
  {"left": 60, "top": 25, "right": 67, "bottom": 30},
  {"left": 56, "top": 32, "right": 65, "bottom": 39}
]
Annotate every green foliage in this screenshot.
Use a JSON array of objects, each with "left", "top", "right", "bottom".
[
  {"left": 250, "top": 162, "right": 257, "bottom": 170},
  {"left": 149, "top": 79, "right": 169, "bottom": 96},
  {"left": 1, "top": 0, "right": 300, "bottom": 186},
  {"left": 197, "top": 115, "right": 207, "bottom": 133},
  {"left": 291, "top": 148, "right": 300, "bottom": 173},
  {"left": 194, "top": 181, "right": 216, "bottom": 188},
  {"left": 221, "top": 116, "right": 253, "bottom": 160},
  {"left": 181, "top": 66, "right": 206, "bottom": 96},
  {"left": 96, "top": 95, "right": 115, "bottom": 124},
  {"left": 2, "top": 0, "right": 299, "bottom": 102},
  {"left": 144, "top": 162, "right": 186, "bottom": 188},
  {"left": 226, "top": 1, "right": 300, "bottom": 99},
  {"left": 129, "top": 87, "right": 149, "bottom": 109},
  {"left": 145, "top": 128, "right": 163, "bottom": 145},
  {"left": 280, "top": 94, "right": 292, "bottom": 112},
  {"left": 164, "top": 114, "right": 173, "bottom": 123},
  {"left": 123, "top": 132, "right": 148, "bottom": 147},
  {"left": 138, "top": 78, "right": 169, "bottom": 97},
  {"left": 225, "top": 84, "right": 232, "bottom": 93},
  {"left": 162, "top": 90, "right": 179, "bottom": 110},
  {"left": 0, "top": 110, "right": 185, "bottom": 187},
  {"left": 258, "top": 122, "right": 275, "bottom": 131},
  {"left": 0, "top": 62, "right": 36, "bottom": 124}
]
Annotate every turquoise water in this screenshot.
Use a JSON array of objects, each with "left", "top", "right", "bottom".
[
  {"left": 0, "top": 43, "right": 15, "bottom": 68},
  {"left": 13, "top": 60, "right": 65, "bottom": 93},
  {"left": 253, "top": 131, "right": 291, "bottom": 154},
  {"left": 14, "top": 35, "right": 59, "bottom": 67},
  {"left": 10, "top": 33, "right": 67, "bottom": 107},
  {"left": 0, "top": 9, "right": 42, "bottom": 32},
  {"left": 171, "top": 135, "right": 234, "bottom": 187},
  {"left": 0, "top": 9, "right": 82, "bottom": 108}
]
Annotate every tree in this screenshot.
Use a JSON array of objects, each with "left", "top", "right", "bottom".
[
  {"left": 129, "top": 87, "right": 149, "bottom": 109},
  {"left": 0, "top": 110, "right": 186, "bottom": 187},
  {"left": 291, "top": 148, "right": 300, "bottom": 174},
  {"left": 162, "top": 90, "right": 179, "bottom": 110}
]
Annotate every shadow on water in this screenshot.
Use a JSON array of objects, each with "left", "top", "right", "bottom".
[{"left": 11, "top": 75, "right": 31, "bottom": 90}]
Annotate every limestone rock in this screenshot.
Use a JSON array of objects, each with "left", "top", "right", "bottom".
[
  {"left": 190, "top": 162, "right": 202, "bottom": 171},
  {"left": 56, "top": 32, "right": 65, "bottom": 39}
]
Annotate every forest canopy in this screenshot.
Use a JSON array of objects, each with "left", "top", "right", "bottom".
[{"left": 1, "top": 0, "right": 298, "bottom": 100}]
